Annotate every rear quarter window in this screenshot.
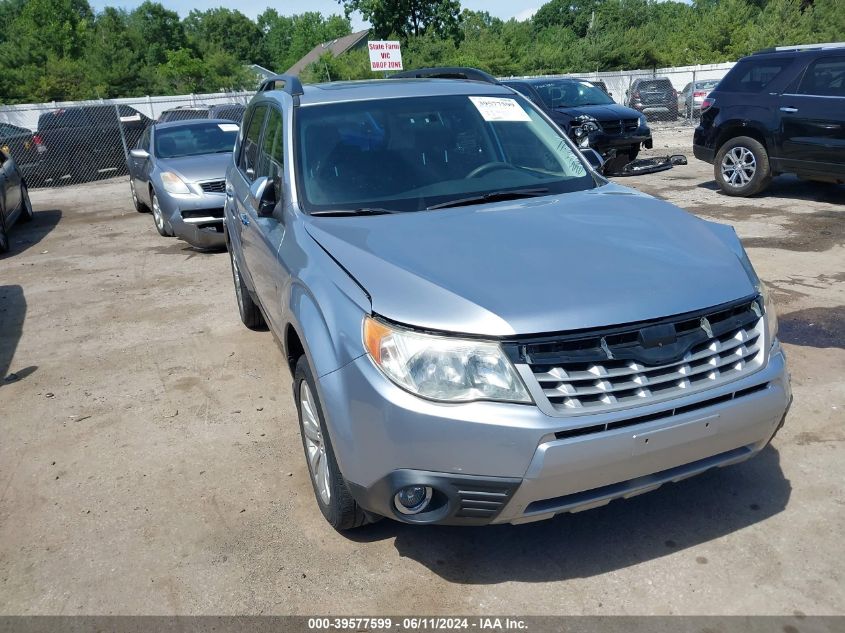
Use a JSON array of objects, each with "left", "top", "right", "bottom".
[
  {"left": 38, "top": 110, "right": 91, "bottom": 130},
  {"left": 717, "top": 57, "right": 793, "bottom": 93}
]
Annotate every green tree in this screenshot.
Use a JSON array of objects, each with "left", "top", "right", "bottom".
[
  {"left": 184, "top": 8, "right": 264, "bottom": 63},
  {"left": 338, "top": 0, "right": 462, "bottom": 40}
]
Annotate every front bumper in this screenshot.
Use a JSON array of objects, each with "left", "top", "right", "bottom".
[
  {"left": 160, "top": 192, "right": 227, "bottom": 249},
  {"left": 694, "top": 144, "right": 716, "bottom": 164},
  {"left": 580, "top": 130, "right": 653, "bottom": 156},
  {"left": 319, "top": 345, "right": 791, "bottom": 525}
]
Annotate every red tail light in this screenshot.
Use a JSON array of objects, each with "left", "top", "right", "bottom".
[
  {"left": 33, "top": 134, "right": 43, "bottom": 146},
  {"left": 632, "top": 91, "right": 640, "bottom": 99},
  {"left": 701, "top": 97, "right": 715, "bottom": 111},
  {"left": 693, "top": 91, "right": 707, "bottom": 97}
]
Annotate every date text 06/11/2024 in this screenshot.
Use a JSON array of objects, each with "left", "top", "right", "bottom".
[{"left": 306, "top": 617, "right": 528, "bottom": 630}]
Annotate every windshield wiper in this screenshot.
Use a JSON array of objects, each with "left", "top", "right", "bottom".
[
  {"left": 427, "top": 188, "right": 549, "bottom": 210},
  {"left": 309, "top": 207, "right": 401, "bottom": 217}
]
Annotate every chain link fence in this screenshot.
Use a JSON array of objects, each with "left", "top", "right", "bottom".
[{"left": 0, "top": 92, "right": 252, "bottom": 189}]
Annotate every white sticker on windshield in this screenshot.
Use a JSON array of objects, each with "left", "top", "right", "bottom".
[
  {"left": 218, "top": 123, "right": 239, "bottom": 132},
  {"left": 469, "top": 96, "right": 531, "bottom": 122}
]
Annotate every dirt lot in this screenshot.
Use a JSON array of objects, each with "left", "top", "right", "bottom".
[{"left": 1, "top": 124, "right": 843, "bottom": 615}]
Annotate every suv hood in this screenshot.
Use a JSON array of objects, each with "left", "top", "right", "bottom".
[
  {"left": 156, "top": 152, "right": 231, "bottom": 183},
  {"left": 304, "top": 186, "right": 755, "bottom": 337},
  {"left": 552, "top": 103, "right": 642, "bottom": 122}
]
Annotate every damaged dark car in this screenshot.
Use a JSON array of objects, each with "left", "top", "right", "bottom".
[{"left": 502, "top": 77, "right": 653, "bottom": 172}]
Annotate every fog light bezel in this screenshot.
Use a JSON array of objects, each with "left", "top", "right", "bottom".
[{"left": 394, "top": 485, "right": 433, "bottom": 515}]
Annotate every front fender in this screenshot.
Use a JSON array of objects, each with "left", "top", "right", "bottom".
[{"left": 287, "top": 234, "right": 371, "bottom": 380}]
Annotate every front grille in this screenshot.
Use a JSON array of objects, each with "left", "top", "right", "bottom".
[
  {"left": 599, "top": 119, "right": 639, "bottom": 135},
  {"left": 511, "top": 296, "right": 766, "bottom": 416},
  {"left": 199, "top": 179, "right": 226, "bottom": 193}
]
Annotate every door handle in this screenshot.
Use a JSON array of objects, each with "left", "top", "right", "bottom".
[
  {"left": 240, "top": 213, "right": 250, "bottom": 227},
  {"left": 780, "top": 106, "right": 798, "bottom": 113}
]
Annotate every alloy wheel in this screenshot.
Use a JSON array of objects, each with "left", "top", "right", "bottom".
[
  {"left": 300, "top": 382, "right": 331, "bottom": 505},
  {"left": 720, "top": 146, "right": 756, "bottom": 187},
  {"left": 152, "top": 194, "right": 165, "bottom": 232}
]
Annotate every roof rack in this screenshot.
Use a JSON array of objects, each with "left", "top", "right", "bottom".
[
  {"left": 390, "top": 67, "right": 500, "bottom": 84},
  {"left": 753, "top": 42, "right": 845, "bottom": 54},
  {"left": 258, "top": 74, "right": 305, "bottom": 96}
]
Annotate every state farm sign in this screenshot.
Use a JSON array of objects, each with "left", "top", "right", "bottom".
[{"left": 368, "top": 40, "right": 403, "bottom": 71}]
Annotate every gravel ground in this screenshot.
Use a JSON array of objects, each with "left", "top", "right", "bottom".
[{"left": 1, "top": 123, "right": 843, "bottom": 615}]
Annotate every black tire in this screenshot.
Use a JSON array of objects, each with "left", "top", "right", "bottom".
[
  {"left": 130, "top": 178, "right": 148, "bottom": 213},
  {"left": 294, "top": 356, "right": 370, "bottom": 531},
  {"left": 0, "top": 218, "right": 8, "bottom": 254},
  {"left": 150, "top": 190, "right": 173, "bottom": 237},
  {"left": 228, "top": 248, "right": 266, "bottom": 330},
  {"left": 714, "top": 136, "right": 772, "bottom": 197},
  {"left": 18, "top": 184, "right": 34, "bottom": 223}
]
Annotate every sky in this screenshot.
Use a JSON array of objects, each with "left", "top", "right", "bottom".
[{"left": 89, "top": 0, "right": 540, "bottom": 30}]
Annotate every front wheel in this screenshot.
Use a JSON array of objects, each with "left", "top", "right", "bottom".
[
  {"left": 150, "top": 190, "right": 173, "bottom": 237},
  {"left": 228, "top": 248, "right": 265, "bottom": 330},
  {"left": 714, "top": 136, "right": 771, "bottom": 197},
  {"left": 295, "top": 356, "right": 371, "bottom": 531}
]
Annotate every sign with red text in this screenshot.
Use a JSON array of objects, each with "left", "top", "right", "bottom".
[{"left": 368, "top": 40, "right": 403, "bottom": 71}]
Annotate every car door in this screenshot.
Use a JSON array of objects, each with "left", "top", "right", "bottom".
[
  {"left": 229, "top": 104, "right": 269, "bottom": 304},
  {"left": 779, "top": 56, "right": 845, "bottom": 173},
  {"left": 240, "top": 106, "right": 288, "bottom": 330},
  {"left": 130, "top": 127, "right": 153, "bottom": 205}
]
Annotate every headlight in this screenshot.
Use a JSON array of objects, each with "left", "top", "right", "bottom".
[
  {"left": 160, "top": 171, "right": 192, "bottom": 195},
  {"left": 737, "top": 249, "right": 778, "bottom": 341},
  {"left": 363, "top": 316, "right": 532, "bottom": 404}
]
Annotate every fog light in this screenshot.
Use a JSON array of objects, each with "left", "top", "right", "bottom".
[{"left": 394, "top": 485, "right": 433, "bottom": 515}]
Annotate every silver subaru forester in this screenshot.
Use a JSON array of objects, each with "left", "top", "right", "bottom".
[{"left": 224, "top": 72, "right": 791, "bottom": 530}]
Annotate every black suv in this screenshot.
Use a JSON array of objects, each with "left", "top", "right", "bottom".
[
  {"left": 501, "top": 78, "right": 653, "bottom": 171},
  {"left": 626, "top": 77, "right": 679, "bottom": 120},
  {"left": 36, "top": 105, "right": 152, "bottom": 184},
  {"left": 694, "top": 44, "right": 845, "bottom": 196}
]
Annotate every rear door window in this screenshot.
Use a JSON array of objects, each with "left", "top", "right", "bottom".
[
  {"left": 257, "top": 107, "right": 284, "bottom": 189},
  {"left": 798, "top": 57, "right": 845, "bottom": 97},
  {"left": 719, "top": 58, "right": 793, "bottom": 93},
  {"left": 238, "top": 105, "right": 268, "bottom": 181}
]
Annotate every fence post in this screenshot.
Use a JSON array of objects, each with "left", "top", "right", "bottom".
[
  {"left": 690, "top": 68, "right": 697, "bottom": 124},
  {"left": 114, "top": 103, "right": 130, "bottom": 171},
  {"left": 147, "top": 95, "right": 154, "bottom": 120}
]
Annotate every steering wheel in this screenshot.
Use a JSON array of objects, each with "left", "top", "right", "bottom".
[{"left": 465, "top": 161, "right": 515, "bottom": 179}]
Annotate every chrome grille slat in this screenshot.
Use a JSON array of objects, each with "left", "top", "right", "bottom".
[
  {"left": 541, "top": 342, "right": 761, "bottom": 401},
  {"left": 533, "top": 329, "right": 760, "bottom": 384},
  {"left": 521, "top": 298, "right": 766, "bottom": 415}
]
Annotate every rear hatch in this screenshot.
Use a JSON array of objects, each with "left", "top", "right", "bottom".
[{"left": 637, "top": 80, "right": 674, "bottom": 106}]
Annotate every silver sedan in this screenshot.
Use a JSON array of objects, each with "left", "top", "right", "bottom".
[{"left": 128, "top": 119, "right": 238, "bottom": 249}]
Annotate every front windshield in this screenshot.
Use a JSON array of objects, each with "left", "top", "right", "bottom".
[
  {"left": 154, "top": 122, "right": 238, "bottom": 158},
  {"left": 531, "top": 80, "right": 615, "bottom": 108},
  {"left": 296, "top": 94, "right": 596, "bottom": 213}
]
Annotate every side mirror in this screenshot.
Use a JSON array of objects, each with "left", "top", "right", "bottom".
[
  {"left": 249, "top": 176, "right": 277, "bottom": 217},
  {"left": 580, "top": 148, "right": 605, "bottom": 173},
  {"left": 130, "top": 148, "right": 149, "bottom": 159}
]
